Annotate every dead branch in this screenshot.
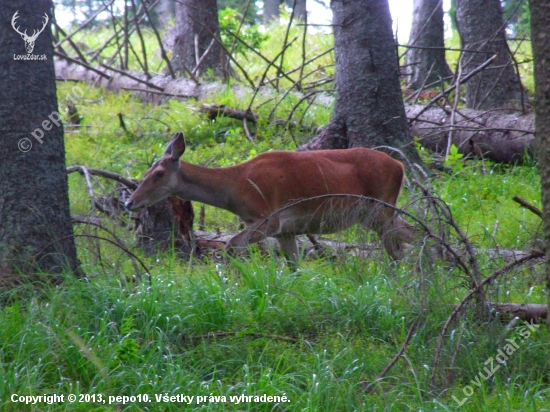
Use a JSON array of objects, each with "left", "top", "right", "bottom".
[
  {"left": 275, "top": 0, "right": 298, "bottom": 89},
  {"left": 245, "top": 37, "right": 299, "bottom": 112},
  {"left": 90, "top": 0, "right": 160, "bottom": 63},
  {"left": 192, "top": 38, "right": 215, "bottom": 76},
  {"left": 54, "top": 0, "right": 116, "bottom": 48},
  {"left": 120, "top": 87, "right": 192, "bottom": 99},
  {"left": 72, "top": 214, "right": 142, "bottom": 280},
  {"left": 54, "top": 51, "right": 111, "bottom": 80},
  {"left": 242, "top": 117, "right": 254, "bottom": 142},
  {"left": 224, "top": 29, "right": 297, "bottom": 88},
  {"left": 67, "top": 166, "right": 138, "bottom": 189},
  {"left": 182, "top": 330, "right": 300, "bottom": 343},
  {"left": 261, "top": 47, "right": 335, "bottom": 88},
  {"left": 74, "top": 234, "right": 151, "bottom": 280},
  {"left": 199, "top": 103, "right": 316, "bottom": 132},
  {"left": 446, "top": 58, "right": 462, "bottom": 160},
  {"left": 187, "top": 13, "right": 254, "bottom": 88},
  {"left": 377, "top": 316, "right": 421, "bottom": 380},
  {"left": 226, "top": 0, "right": 253, "bottom": 73},
  {"left": 512, "top": 195, "right": 542, "bottom": 218},
  {"left": 129, "top": 0, "right": 150, "bottom": 78},
  {"left": 200, "top": 104, "right": 257, "bottom": 122},
  {"left": 408, "top": 55, "right": 497, "bottom": 124},
  {"left": 52, "top": 21, "right": 89, "bottom": 64},
  {"left": 430, "top": 250, "right": 545, "bottom": 388}
]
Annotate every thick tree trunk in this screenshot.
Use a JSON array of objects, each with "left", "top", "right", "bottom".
[
  {"left": 154, "top": 0, "right": 175, "bottom": 27},
  {"left": 456, "top": 0, "right": 526, "bottom": 110},
  {"left": 263, "top": 0, "right": 281, "bottom": 24},
  {"left": 171, "top": 0, "right": 227, "bottom": 78},
  {"left": 528, "top": 0, "right": 550, "bottom": 344},
  {"left": 405, "top": 0, "right": 453, "bottom": 90},
  {"left": 407, "top": 104, "right": 535, "bottom": 163},
  {"left": 0, "top": 1, "right": 79, "bottom": 283},
  {"left": 301, "top": 0, "right": 422, "bottom": 165}
]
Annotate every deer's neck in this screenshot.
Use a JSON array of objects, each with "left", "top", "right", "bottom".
[{"left": 177, "top": 162, "right": 239, "bottom": 212}]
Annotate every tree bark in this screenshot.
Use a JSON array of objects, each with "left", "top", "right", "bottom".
[
  {"left": 154, "top": 0, "right": 175, "bottom": 27},
  {"left": 171, "top": 0, "right": 227, "bottom": 78},
  {"left": 263, "top": 0, "right": 281, "bottom": 24},
  {"left": 0, "top": 0, "right": 80, "bottom": 283},
  {"left": 456, "top": 0, "right": 527, "bottom": 110},
  {"left": 405, "top": 0, "right": 453, "bottom": 90},
  {"left": 292, "top": 0, "right": 307, "bottom": 21},
  {"left": 301, "top": 0, "right": 422, "bottom": 165},
  {"left": 489, "top": 302, "right": 547, "bottom": 324},
  {"left": 528, "top": 0, "right": 550, "bottom": 346},
  {"left": 407, "top": 104, "right": 535, "bottom": 163},
  {"left": 137, "top": 197, "right": 195, "bottom": 256}
]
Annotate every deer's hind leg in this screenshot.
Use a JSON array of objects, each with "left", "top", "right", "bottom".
[{"left": 368, "top": 207, "right": 414, "bottom": 261}]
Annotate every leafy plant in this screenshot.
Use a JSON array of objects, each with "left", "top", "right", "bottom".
[
  {"left": 114, "top": 316, "right": 141, "bottom": 364},
  {"left": 219, "top": 7, "right": 268, "bottom": 56},
  {"left": 445, "top": 143, "right": 464, "bottom": 170}
]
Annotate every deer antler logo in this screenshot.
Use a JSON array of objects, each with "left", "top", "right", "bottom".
[{"left": 12, "top": 11, "right": 49, "bottom": 54}]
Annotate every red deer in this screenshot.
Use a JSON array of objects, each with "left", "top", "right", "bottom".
[{"left": 125, "top": 132, "right": 413, "bottom": 266}]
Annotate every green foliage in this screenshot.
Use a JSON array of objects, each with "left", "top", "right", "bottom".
[
  {"left": 502, "top": 0, "right": 531, "bottom": 37},
  {"left": 444, "top": 143, "right": 464, "bottom": 171},
  {"left": 114, "top": 316, "right": 141, "bottom": 364},
  {"left": 4, "top": 16, "right": 547, "bottom": 412},
  {"left": 218, "top": 0, "right": 259, "bottom": 23},
  {"left": 219, "top": 7, "right": 268, "bottom": 56}
]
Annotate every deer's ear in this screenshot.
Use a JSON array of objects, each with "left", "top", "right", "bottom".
[{"left": 164, "top": 132, "right": 186, "bottom": 160}]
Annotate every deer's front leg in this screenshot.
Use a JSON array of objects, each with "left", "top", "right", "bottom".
[{"left": 225, "top": 215, "right": 281, "bottom": 256}]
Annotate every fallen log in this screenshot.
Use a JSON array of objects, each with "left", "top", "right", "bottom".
[
  {"left": 406, "top": 104, "right": 535, "bottom": 164},
  {"left": 199, "top": 104, "right": 317, "bottom": 132},
  {"left": 488, "top": 302, "right": 547, "bottom": 323},
  {"left": 56, "top": 57, "right": 535, "bottom": 164},
  {"left": 193, "top": 230, "right": 380, "bottom": 259},
  {"left": 55, "top": 58, "right": 276, "bottom": 105}
]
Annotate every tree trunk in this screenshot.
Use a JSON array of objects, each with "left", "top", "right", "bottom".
[
  {"left": 301, "top": 0, "right": 422, "bottom": 165},
  {"left": 456, "top": 0, "right": 526, "bottom": 110},
  {"left": 154, "top": 0, "right": 175, "bottom": 27},
  {"left": 0, "top": 0, "right": 80, "bottom": 283},
  {"left": 171, "top": 0, "right": 227, "bottom": 78},
  {"left": 263, "top": 0, "right": 281, "bottom": 24},
  {"left": 137, "top": 197, "right": 195, "bottom": 256},
  {"left": 405, "top": 0, "right": 453, "bottom": 90},
  {"left": 528, "top": 0, "right": 550, "bottom": 345},
  {"left": 292, "top": 0, "right": 307, "bottom": 21}
]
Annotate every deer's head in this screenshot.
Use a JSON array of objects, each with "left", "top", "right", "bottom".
[
  {"left": 125, "top": 133, "right": 187, "bottom": 211},
  {"left": 12, "top": 11, "right": 49, "bottom": 54}
]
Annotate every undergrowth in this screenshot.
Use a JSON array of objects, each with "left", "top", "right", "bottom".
[{"left": 2, "top": 17, "right": 547, "bottom": 412}]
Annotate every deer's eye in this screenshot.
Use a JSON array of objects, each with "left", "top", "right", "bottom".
[{"left": 154, "top": 170, "right": 164, "bottom": 180}]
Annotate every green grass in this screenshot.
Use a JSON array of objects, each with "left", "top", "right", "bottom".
[
  {"left": 0, "top": 252, "right": 547, "bottom": 411},
  {"left": 2, "top": 17, "right": 548, "bottom": 411}
]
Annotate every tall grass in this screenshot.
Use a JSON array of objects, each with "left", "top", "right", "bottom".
[{"left": 2, "top": 16, "right": 547, "bottom": 411}]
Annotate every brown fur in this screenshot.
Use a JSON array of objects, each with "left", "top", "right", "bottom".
[{"left": 126, "top": 133, "right": 413, "bottom": 267}]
